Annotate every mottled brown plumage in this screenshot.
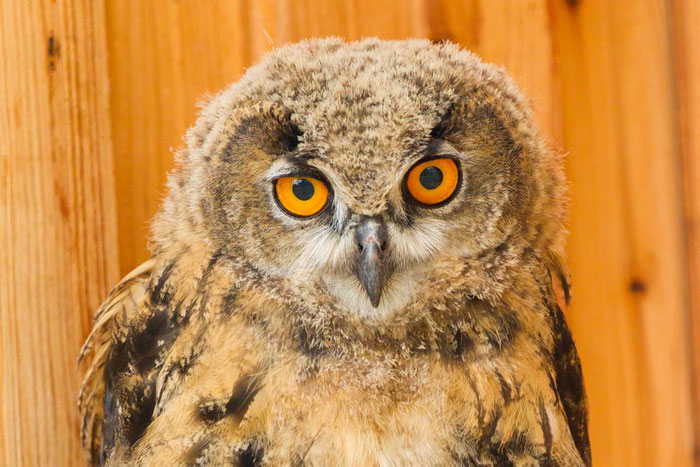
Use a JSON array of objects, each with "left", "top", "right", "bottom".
[{"left": 79, "top": 38, "right": 590, "bottom": 465}]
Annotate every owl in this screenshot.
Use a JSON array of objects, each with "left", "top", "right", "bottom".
[{"left": 79, "top": 38, "right": 590, "bottom": 466}]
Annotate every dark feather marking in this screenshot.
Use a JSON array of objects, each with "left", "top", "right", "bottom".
[
  {"left": 556, "top": 268, "right": 572, "bottom": 306},
  {"left": 198, "top": 372, "right": 264, "bottom": 424},
  {"left": 430, "top": 103, "right": 454, "bottom": 138},
  {"left": 150, "top": 261, "right": 175, "bottom": 306},
  {"left": 198, "top": 400, "right": 225, "bottom": 424},
  {"left": 104, "top": 335, "right": 131, "bottom": 383},
  {"left": 100, "top": 332, "right": 134, "bottom": 462},
  {"left": 100, "top": 389, "right": 117, "bottom": 465},
  {"left": 477, "top": 413, "right": 507, "bottom": 466},
  {"left": 474, "top": 411, "right": 540, "bottom": 465},
  {"left": 279, "top": 122, "right": 302, "bottom": 153},
  {"left": 454, "top": 329, "right": 466, "bottom": 356},
  {"left": 191, "top": 250, "right": 226, "bottom": 320},
  {"left": 222, "top": 289, "right": 238, "bottom": 314},
  {"left": 539, "top": 399, "right": 553, "bottom": 464},
  {"left": 156, "top": 328, "right": 206, "bottom": 407},
  {"left": 226, "top": 373, "right": 264, "bottom": 423},
  {"left": 123, "top": 378, "right": 157, "bottom": 446},
  {"left": 183, "top": 436, "right": 212, "bottom": 465},
  {"left": 546, "top": 371, "right": 560, "bottom": 406},
  {"left": 262, "top": 103, "right": 301, "bottom": 152},
  {"left": 131, "top": 309, "right": 178, "bottom": 373},
  {"left": 283, "top": 152, "right": 317, "bottom": 165},
  {"left": 235, "top": 442, "right": 264, "bottom": 467},
  {"left": 455, "top": 325, "right": 475, "bottom": 356},
  {"left": 203, "top": 250, "right": 225, "bottom": 277},
  {"left": 298, "top": 326, "right": 325, "bottom": 359},
  {"left": 439, "top": 325, "right": 474, "bottom": 360},
  {"left": 496, "top": 430, "right": 529, "bottom": 463},
  {"left": 494, "top": 370, "right": 513, "bottom": 405},
  {"left": 537, "top": 267, "right": 555, "bottom": 312},
  {"left": 464, "top": 371, "right": 484, "bottom": 428},
  {"left": 454, "top": 329, "right": 464, "bottom": 355},
  {"left": 551, "top": 304, "right": 591, "bottom": 465},
  {"left": 479, "top": 411, "right": 499, "bottom": 449},
  {"left": 103, "top": 308, "right": 178, "bottom": 413}
]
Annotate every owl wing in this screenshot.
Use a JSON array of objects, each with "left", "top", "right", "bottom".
[
  {"left": 78, "top": 259, "right": 155, "bottom": 464},
  {"left": 548, "top": 257, "right": 592, "bottom": 466}
]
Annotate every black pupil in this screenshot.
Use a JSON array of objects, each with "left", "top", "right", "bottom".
[
  {"left": 419, "top": 166, "right": 443, "bottom": 190},
  {"left": 292, "top": 179, "right": 315, "bottom": 201}
]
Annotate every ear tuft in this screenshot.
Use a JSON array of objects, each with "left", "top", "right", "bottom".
[
  {"left": 220, "top": 102, "right": 302, "bottom": 161},
  {"left": 430, "top": 104, "right": 454, "bottom": 139}
]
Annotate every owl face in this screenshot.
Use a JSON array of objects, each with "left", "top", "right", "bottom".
[{"left": 171, "top": 39, "right": 561, "bottom": 318}]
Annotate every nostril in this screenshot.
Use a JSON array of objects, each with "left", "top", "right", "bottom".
[
  {"left": 357, "top": 242, "right": 364, "bottom": 252},
  {"left": 380, "top": 240, "right": 387, "bottom": 251}
]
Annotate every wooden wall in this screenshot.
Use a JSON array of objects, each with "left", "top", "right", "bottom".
[{"left": 1, "top": 0, "right": 698, "bottom": 465}]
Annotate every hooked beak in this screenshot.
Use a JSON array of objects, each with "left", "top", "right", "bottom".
[{"left": 354, "top": 216, "right": 390, "bottom": 308}]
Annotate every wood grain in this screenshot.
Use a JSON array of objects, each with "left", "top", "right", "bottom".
[
  {"left": 0, "top": 0, "right": 119, "bottom": 465},
  {"left": 1, "top": 0, "right": 698, "bottom": 464},
  {"left": 671, "top": 0, "right": 700, "bottom": 455},
  {"left": 549, "top": 1, "right": 695, "bottom": 464},
  {"left": 105, "top": 0, "right": 258, "bottom": 274}
]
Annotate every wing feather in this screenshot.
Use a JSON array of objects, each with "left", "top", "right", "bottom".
[
  {"left": 548, "top": 257, "right": 592, "bottom": 466},
  {"left": 78, "top": 259, "right": 155, "bottom": 464}
]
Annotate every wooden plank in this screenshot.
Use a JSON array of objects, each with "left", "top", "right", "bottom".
[
  {"left": 105, "top": 0, "right": 252, "bottom": 274},
  {"left": 0, "top": 0, "right": 119, "bottom": 465},
  {"left": 432, "top": 0, "right": 561, "bottom": 141},
  {"left": 548, "top": 0, "right": 695, "bottom": 464},
  {"left": 671, "top": 0, "right": 700, "bottom": 455}
]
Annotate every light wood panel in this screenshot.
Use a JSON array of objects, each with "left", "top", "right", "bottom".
[
  {"left": 549, "top": 1, "right": 695, "bottom": 464},
  {"left": 105, "top": 0, "right": 255, "bottom": 274},
  {"left": 2, "top": 0, "right": 698, "bottom": 464},
  {"left": 671, "top": 0, "right": 700, "bottom": 453},
  {"left": 0, "top": 0, "right": 119, "bottom": 465}
]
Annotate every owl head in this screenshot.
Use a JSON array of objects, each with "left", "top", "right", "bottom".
[{"left": 154, "top": 38, "right": 566, "bottom": 319}]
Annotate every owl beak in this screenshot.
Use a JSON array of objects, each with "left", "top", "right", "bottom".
[{"left": 354, "top": 216, "right": 389, "bottom": 308}]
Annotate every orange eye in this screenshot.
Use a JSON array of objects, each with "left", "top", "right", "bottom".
[
  {"left": 405, "top": 157, "right": 460, "bottom": 206},
  {"left": 274, "top": 176, "right": 330, "bottom": 218}
]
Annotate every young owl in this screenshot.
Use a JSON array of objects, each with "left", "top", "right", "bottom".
[{"left": 79, "top": 38, "right": 590, "bottom": 466}]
